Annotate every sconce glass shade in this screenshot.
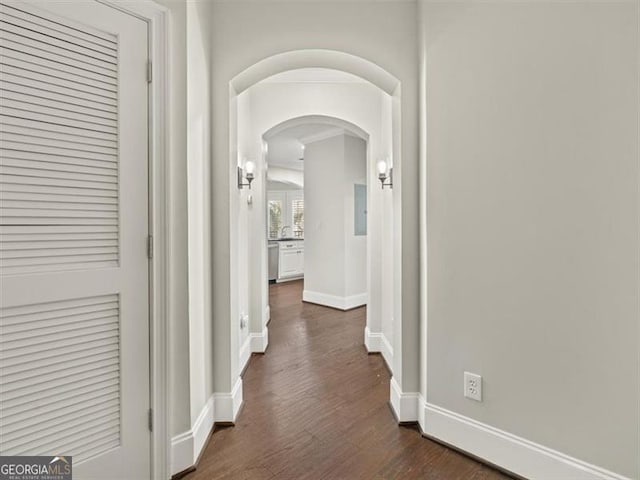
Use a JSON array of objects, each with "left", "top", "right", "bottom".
[
  {"left": 238, "top": 160, "right": 256, "bottom": 189},
  {"left": 377, "top": 159, "right": 393, "bottom": 189}
]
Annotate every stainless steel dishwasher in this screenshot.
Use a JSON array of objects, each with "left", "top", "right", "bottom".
[{"left": 268, "top": 242, "right": 278, "bottom": 281}]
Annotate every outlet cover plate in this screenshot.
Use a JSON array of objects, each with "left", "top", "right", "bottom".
[{"left": 464, "top": 371, "right": 482, "bottom": 402}]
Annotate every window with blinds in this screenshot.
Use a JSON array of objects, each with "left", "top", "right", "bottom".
[
  {"left": 292, "top": 198, "right": 304, "bottom": 237},
  {"left": 268, "top": 200, "right": 282, "bottom": 240},
  {"left": 0, "top": 2, "right": 119, "bottom": 274},
  {"left": 268, "top": 191, "right": 303, "bottom": 239}
]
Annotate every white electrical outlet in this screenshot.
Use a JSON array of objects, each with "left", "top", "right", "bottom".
[
  {"left": 464, "top": 372, "right": 482, "bottom": 402},
  {"left": 240, "top": 314, "right": 248, "bottom": 329}
]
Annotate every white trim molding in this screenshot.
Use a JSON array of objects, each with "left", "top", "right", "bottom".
[
  {"left": 364, "top": 327, "right": 393, "bottom": 373},
  {"left": 213, "top": 377, "right": 244, "bottom": 423},
  {"left": 250, "top": 327, "right": 269, "bottom": 353},
  {"left": 98, "top": 1, "right": 171, "bottom": 479},
  {"left": 303, "top": 290, "right": 367, "bottom": 311},
  {"left": 170, "top": 378, "right": 245, "bottom": 476},
  {"left": 417, "top": 394, "right": 426, "bottom": 431},
  {"left": 422, "top": 402, "right": 633, "bottom": 480},
  {"left": 264, "top": 305, "right": 271, "bottom": 326},
  {"left": 364, "top": 326, "right": 381, "bottom": 351},
  {"left": 380, "top": 334, "right": 393, "bottom": 371},
  {"left": 239, "top": 335, "right": 252, "bottom": 373},
  {"left": 389, "top": 377, "right": 419, "bottom": 422},
  {"left": 170, "top": 430, "right": 193, "bottom": 476},
  {"left": 170, "top": 396, "right": 215, "bottom": 476},
  {"left": 276, "top": 275, "right": 304, "bottom": 284}
]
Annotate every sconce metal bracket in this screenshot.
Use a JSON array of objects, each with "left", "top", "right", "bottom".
[{"left": 238, "top": 166, "right": 254, "bottom": 189}]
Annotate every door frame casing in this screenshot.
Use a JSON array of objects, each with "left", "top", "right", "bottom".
[{"left": 96, "top": 1, "right": 170, "bottom": 479}]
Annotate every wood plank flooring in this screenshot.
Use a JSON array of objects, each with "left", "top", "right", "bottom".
[{"left": 184, "top": 280, "right": 513, "bottom": 479}]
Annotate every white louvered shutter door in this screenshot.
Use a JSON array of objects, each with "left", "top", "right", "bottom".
[{"left": 0, "top": 1, "right": 150, "bottom": 478}]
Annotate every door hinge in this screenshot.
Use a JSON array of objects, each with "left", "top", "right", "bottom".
[
  {"left": 147, "top": 235, "right": 154, "bottom": 259},
  {"left": 148, "top": 408, "right": 153, "bottom": 432},
  {"left": 147, "top": 60, "right": 152, "bottom": 84}
]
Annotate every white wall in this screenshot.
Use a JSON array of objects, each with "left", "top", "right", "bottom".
[
  {"left": 380, "top": 90, "right": 394, "bottom": 359},
  {"left": 186, "top": 0, "right": 213, "bottom": 429},
  {"left": 281, "top": 133, "right": 368, "bottom": 308},
  {"left": 304, "top": 134, "right": 367, "bottom": 305},
  {"left": 305, "top": 136, "right": 345, "bottom": 298},
  {"left": 267, "top": 181, "right": 302, "bottom": 191},
  {"left": 420, "top": 1, "right": 639, "bottom": 478},
  {"left": 343, "top": 135, "right": 367, "bottom": 298},
  {"left": 267, "top": 166, "right": 304, "bottom": 188},
  {"left": 237, "top": 92, "right": 251, "bottom": 371}
]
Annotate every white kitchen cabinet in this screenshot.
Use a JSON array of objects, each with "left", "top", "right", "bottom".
[{"left": 277, "top": 241, "right": 304, "bottom": 281}]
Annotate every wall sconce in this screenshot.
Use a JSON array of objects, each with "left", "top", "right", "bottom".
[
  {"left": 377, "top": 160, "right": 393, "bottom": 189},
  {"left": 238, "top": 160, "right": 255, "bottom": 189}
]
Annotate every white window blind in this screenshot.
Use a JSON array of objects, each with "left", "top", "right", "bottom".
[
  {"left": 268, "top": 199, "right": 282, "bottom": 240},
  {"left": 292, "top": 198, "right": 304, "bottom": 237},
  {"left": 268, "top": 191, "right": 303, "bottom": 239}
]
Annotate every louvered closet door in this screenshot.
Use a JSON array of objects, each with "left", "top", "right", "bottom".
[{"left": 0, "top": 1, "right": 150, "bottom": 478}]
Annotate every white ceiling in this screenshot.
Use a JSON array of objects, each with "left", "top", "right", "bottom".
[{"left": 266, "top": 123, "right": 341, "bottom": 171}]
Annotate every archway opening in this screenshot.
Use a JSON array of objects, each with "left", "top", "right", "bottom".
[
  {"left": 263, "top": 116, "right": 370, "bottom": 314},
  {"left": 228, "top": 51, "right": 407, "bottom": 420}
]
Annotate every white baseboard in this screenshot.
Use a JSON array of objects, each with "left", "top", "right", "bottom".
[
  {"left": 239, "top": 335, "right": 251, "bottom": 373},
  {"left": 250, "top": 327, "right": 269, "bottom": 353},
  {"left": 171, "top": 379, "right": 244, "bottom": 475},
  {"left": 380, "top": 334, "right": 393, "bottom": 371},
  {"left": 170, "top": 395, "right": 214, "bottom": 475},
  {"left": 213, "top": 377, "right": 243, "bottom": 423},
  {"left": 364, "top": 327, "right": 393, "bottom": 373},
  {"left": 422, "top": 402, "right": 632, "bottom": 480},
  {"left": 389, "top": 377, "right": 419, "bottom": 422},
  {"left": 171, "top": 430, "right": 193, "bottom": 475},
  {"left": 417, "top": 393, "right": 426, "bottom": 430},
  {"left": 264, "top": 305, "right": 271, "bottom": 325},
  {"left": 276, "top": 275, "right": 303, "bottom": 283},
  {"left": 364, "top": 326, "right": 379, "bottom": 350},
  {"left": 302, "top": 290, "right": 367, "bottom": 310}
]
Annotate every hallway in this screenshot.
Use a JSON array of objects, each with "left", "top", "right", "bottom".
[{"left": 184, "top": 281, "right": 511, "bottom": 479}]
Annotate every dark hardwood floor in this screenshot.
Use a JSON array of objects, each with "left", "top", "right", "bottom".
[{"left": 184, "top": 280, "right": 512, "bottom": 479}]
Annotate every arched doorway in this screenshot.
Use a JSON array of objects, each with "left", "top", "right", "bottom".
[
  {"left": 261, "top": 114, "right": 375, "bottom": 327},
  {"left": 224, "top": 51, "right": 416, "bottom": 421}
]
